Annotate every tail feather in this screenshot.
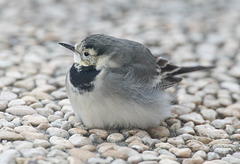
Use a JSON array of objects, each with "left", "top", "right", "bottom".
[{"left": 171, "top": 66, "right": 215, "bottom": 76}]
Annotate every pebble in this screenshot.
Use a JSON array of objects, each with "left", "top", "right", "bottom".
[
  {"left": 221, "top": 81, "right": 240, "bottom": 93},
  {"left": 0, "top": 101, "right": 8, "bottom": 111},
  {"left": 167, "top": 137, "right": 185, "bottom": 146},
  {"left": 182, "top": 157, "right": 204, "bottom": 164},
  {"left": 89, "top": 129, "right": 108, "bottom": 139},
  {"left": 6, "top": 105, "right": 36, "bottom": 116},
  {"left": 23, "top": 114, "right": 48, "bottom": 126},
  {"left": 33, "top": 139, "right": 50, "bottom": 148},
  {"left": 171, "top": 105, "right": 192, "bottom": 115},
  {"left": 169, "top": 148, "right": 191, "bottom": 158},
  {"left": 217, "top": 104, "right": 240, "bottom": 117},
  {"left": 0, "top": 129, "right": 24, "bottom": 140},
  {"left": 90, "top": 134, "right": 104, "bottom": 144},
  {"left": 69, "top": 134, "right": 93, "bottom": 147},
  {"left": 20, "top": 147, "right": 47, "bottom": 157},
  {"left": 68, "top": 128, "right": 88, "bottom": 136},
  {"left": 129, "top": 140, "right": 149, "bottom": 152},
  {"left": 159, "top": 159, "right": 180, "bottom": 164},
  {"left": 192, "top": 150, "right": 207, "bottom": 159},
  {"left": 0, "top": 149, "right": 20, "bottom": 164},
  {"left": 46, "top": 127, "right": 70, "bottom": 138},
  {"left": 69, "top": 148, "right": 97, "bottom": 162},
  {"left": 112, "top": 159, "right": 128, "bottom": 164},
  {"left": 194, "top": 124, "right": 229, "bottom": 139},
  {"left": 222, "top": 156, "right": 240, "bottom": 164},
  {"left": 14, "top": 78, "right": 35, "bottom": 90},
  {"left": 127, "top": 154, "right": 142, "bottom": 164},
  {"left": 102, "top": 149, "right": 128, "bottom": 160},
  {"left": 179, "top": 112, "right": 204, "bottom": 124},
  {"left": 14, "top": 125, "right": 38, "bottom": 133},
  {"left": 8, "top": 99, "right": 26, "bottom": 107},
  {"left": 81, "top": 145, "right": 97, "bottom": 152},
  {"left": 207, "top": 152, "right": 220, "bottom": 160},
  {"left": 214, "top": 148, "right": 233, "bottom": 156},
  {"left": 107, "top": 133, "right": 124, "bottom": 143},
  {"left": 88, "top": 157, "right": 110, "bottom": 164},
  {"left": 200, "top": 108, "right": 217, "bottom": 121},
  {"left": 20, "top": 131, "right": 47, "bottom": 141},
  {"left": 0, "top": 91, "right": 17, "bottom": 101},
  {"left": 49, "top": 136, "right": 74, "bottom": 149},
  {"left": 147, "top": 126, "right": 170, "bottom": 138},
  {"left": 203, "top": 160, "right": 229, "bottom": 164},
  {"left": 177, "top": 126, "right": 195, "bottom": 135},
  {"left": 155, "top": 142, "right": 175, "bottom": 149},
  {"left": 186, "top": 140, "right": 209, "bottom": 152},
  {"left": 158, "top": 149, "right": 176, "bottom": 157},
  {"left": 230, "top": 134, "right": 240, "bottom": 140}
]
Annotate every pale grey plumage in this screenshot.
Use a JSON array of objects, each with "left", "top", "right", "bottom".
[{"left": 60, "top": 34, "right": 213, "bottom": 129}]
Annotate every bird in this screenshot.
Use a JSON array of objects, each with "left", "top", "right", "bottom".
[{"left": 59, "top": 34, "right": 213, "bottom": 129}]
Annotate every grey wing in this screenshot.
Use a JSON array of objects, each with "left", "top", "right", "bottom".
[{"left": 156, "top": 57, "right": 214, "bottom": 89}]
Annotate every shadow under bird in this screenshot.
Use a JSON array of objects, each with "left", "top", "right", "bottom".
[{"left": 59, "top": 34, "right": 213, "bottom": 129}]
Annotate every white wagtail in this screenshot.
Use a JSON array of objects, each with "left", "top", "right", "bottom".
[{"left": 59, "top": 34, "right": 213, "bottom": 129}]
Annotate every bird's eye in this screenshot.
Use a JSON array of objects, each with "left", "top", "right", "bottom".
[{"left": 84, "top": 52, "right": 90, "bottom": 56}]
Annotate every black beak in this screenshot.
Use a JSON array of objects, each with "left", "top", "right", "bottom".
[{"left": 59, "top": 42, "right": 75, "bottom": 52}]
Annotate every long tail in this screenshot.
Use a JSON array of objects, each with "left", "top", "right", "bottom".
[{"left": 171, "top": 66, "right": 215, "bottom": 76}]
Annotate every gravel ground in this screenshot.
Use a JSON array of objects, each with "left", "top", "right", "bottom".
[{"left": 0, "top": 0, "right": 240, "bottom": 164}]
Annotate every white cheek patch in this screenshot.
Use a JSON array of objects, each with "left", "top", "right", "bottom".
[
  {"left": 73, "top": 53, "right": 81, "bottom": 63},
  {"left": 96, "top": 55, "right": 118, "bottom": 70}
]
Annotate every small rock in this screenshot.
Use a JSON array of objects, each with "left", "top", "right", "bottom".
[
  {"left": 0, "top": 91, "right": 17, "bottom": 101},
  {"left": 214, "top": 148, "right": 233, "bottom": 156},
  {"left": 0, "top": 129, "right": 24, "bottom": 140},
  {"left": 107, "top": 133, "right": 124, "bottom": 143},
  {"left": 167, "top": 137, "right": 185, "bottom": 146},
  {"left": 112, "top": 159, "right": 128, "bottom": 164},
  {"left": 203, "top": 160, "right": 229, "bottom": 164},
  {"left": 23, "top": 114, "right": 48, "bottom": 126},
  {"left": 194, "top": 124, "right": 228, "bottom": 139},
  {"left": 155, "top": 142, "right": 175, "bottom": 149},
  {"left": 88, "top": 157, "right": 109, "bottom": 164},
  {"left": 211, "top": 119, "right": 227, "bottom": 129},
  {"left": 0, "top": 101, "right": 8, "bottom": 111},
  {"left": 192, "top": 150, "right": 207, "bottom": 159},
  {"left": 158, "top": 149, "right": 176, "bottom": 157},
  {"left": 102, "top": 149, "right": 128, "bottom": 160},
  {"left": 222, "top": 156, "right": 240, "bottom": 164},
  {"left": 90, "top": 134, "right": 104, "bottom": 144},
  {"left": 127, "top": 154, "right": 142, "bottom": 164},
  {"left": 182, "top": 157, "right": 204, "bottom": 164},
  {"left": 221, "top": 81, "right": 240, "bottom": 93},
  {"left": 68, "top": 128, "right": 88, "bottom": 136},
  {"left": 217, "top": 104, "right": 240, "bottom": 117},
  {"left": 8, "top": 99, "right": 26, "bottom": 107},
  {"left": 47, "top": 127, "right": 69, "bottom": 138},
  {"left": 61, "top": 121, "right": 72, "bottom": 131},
  {"left": 207, "top": 152, "right": 220, "bottom": 160},
  {"left": 81, "top": 145, "right": 96, "bottom": 152},
  {"left": 6, "top": 105, "right": 36, "bottom": 116},
  {"left": 186, "top": 140, "right": 210, "bottom": 152},
  {"left": 20, "top": 131, "right": 47, "bottom": 141},
  {"left": 69, "top": 148, "right": 97, "bottom": 162},
  {"left": 159, "top": 158, "right": 180, "bottom": 164},
  {"left": 50, "top": 136, "right": 74, "bottom": 149},
  {"left": 0, "top": 149, "right": 20, "bottom": 164},
  {"left": 177, "top": 126, "right": 195, "bottom": 135},
  {"left": 20, "top": 147, "right": 47, "bottom": 157},
  {"left": 69, "top": 134, "right": 93, "bottom": 147},
  {"left": 14, "top": 78, "right": 35, "bottom": 90},
  {"left": 169, "top": 148, "right": 191, "bottom": 158},
  {"left": 200, "top": 109, "right": 217, "bottom": 121},
  {"left": 14, "top": 125, "right": 38, "bottom": 133},
  {"left": 147, "top": 126, "right": 170, "bottom": 138},
  {"left": 171, "top": 105, "right": 192, "bottom": 115},
  {"left": 89, "top": 129, "right": 108, "bottom": 139},
  {"left": 230, "top": 134, "right": 240, "bottom": 140},
  {"left": 33, "top": 139, "right": 50, "bottom": 148},
  {"left": 179, "top": 112, "right": 204, "bottom": 124},
  {"left": 129, "top": 140, "right": 149, "bottom": 152}
]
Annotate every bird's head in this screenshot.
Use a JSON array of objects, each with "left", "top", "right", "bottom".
[{"left": 59, "top": 34, "right": 124, "bottom": 70}]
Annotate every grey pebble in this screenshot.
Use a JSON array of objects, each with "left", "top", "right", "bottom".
[
  {"left": 207, "top": 152, "right": 220, "bottom": 160},
  {"left": 90, "top": 133, "right": 104, "bottom": 144},
  {"left": 214, "top": 148, "right": 233, "bottom": 156},
  {"left": 0, "top": 149, "right": 20, "bottom": 164},
  {"left": 47, "top": 127, "right": 70, "bottom": 139}
]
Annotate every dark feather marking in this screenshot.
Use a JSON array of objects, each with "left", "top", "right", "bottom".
[{"left": 69, "top": 64, "right": 100, "bottom": 92}]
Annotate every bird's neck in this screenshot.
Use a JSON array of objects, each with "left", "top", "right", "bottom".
[{"left": 69, "top": 63, "right": 100, "bottom": 92}]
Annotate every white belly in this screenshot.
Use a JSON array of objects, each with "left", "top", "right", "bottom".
[{"left": 66, "top": 72, "right": 172, "bottom": 129}]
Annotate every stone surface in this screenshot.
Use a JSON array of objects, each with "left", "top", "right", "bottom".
[
  {"left": 6, "top": 105, "right": 36, "bottom": 116},
  {"left": 147, "top": 126, "right": 170, "bottom": 138},
  {"left": 169, "top": 148, "right": 191, "bottom": 158},
  {"left": 107, "top": 133, "right": 124, "bottom": 143},
  {"left": 179, "top": 113, "right": 205, "bottom": 124},
  {"left": 69, "top": 148, "right": 97, "bottom": 162},
  {"left": 194, "top": 124, "right": 229, "bottom": 139}
]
